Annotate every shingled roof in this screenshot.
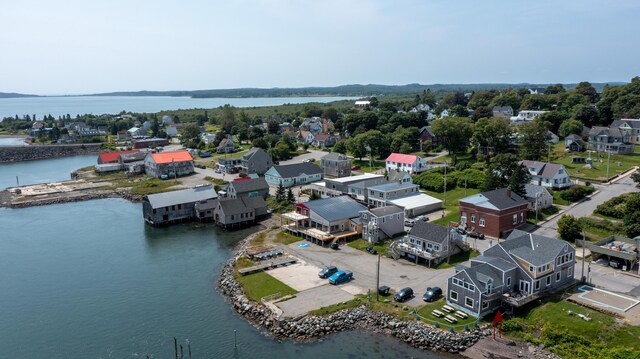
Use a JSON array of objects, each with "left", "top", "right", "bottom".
[
  {"left": 409, "top": 221, "right": 450, "bottom": 244},
  {"left": 271, "top": 162, "right": 323, "bottom": 178},
  {"left": 228, "top": 177, "right": 269, "bottom": 193},
  {"left": 521, "top": 160, "right": 565, "bottom": 180},
  {"left": 460, "top": 188, "right": 527, "bottom": 211}
]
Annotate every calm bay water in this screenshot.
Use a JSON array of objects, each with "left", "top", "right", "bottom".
[
  {"left": 0, "top": 155, "right": 97, "bottom": 190},
  {"left": 0, "top": 96, "right": 354, "bottom": 119},
  {"left": 0, "top": 158, "right": 443, "bottom": 359}
]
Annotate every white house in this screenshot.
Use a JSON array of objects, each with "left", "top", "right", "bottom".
[
  {"left": 520, "top": 160, "right": 572, "bottom": 189},
  {"left": 510, "top": 110, "right": 547, "bottom": 124},
  {"left": 524, "top": 184, "right": 553, "bottom": 211},
  {"left": 166, "top": 126, "right": 178, "bottom": 137},
  {"left": 265, "top": 163, "right": 324, "bottom": 188},
  {"left": 385, "top": 153, "right": 428, "bottom": 175}
]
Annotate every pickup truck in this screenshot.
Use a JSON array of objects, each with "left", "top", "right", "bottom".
[{"left": 328, "top": 270, "right": 353, "bottom": 285}]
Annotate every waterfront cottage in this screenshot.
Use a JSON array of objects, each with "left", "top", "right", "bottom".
[
  {"left": 265, "top": 162, "right": 324, "bottom": 188},
  {"left": 144, "top": 151, "right": 194, "bottom": 178},
  {"left": 360, "top": 205, "right": 405, "bottom": 243},
  {"left": 213, "top": 197, "right": 268, "bottom": 229},
  {"left": 395, "top": 221, "right": 469, "bottom": 266},
  {"left": 142, "top": 185, "right": 218, "bottom": 226},
  {"left": 224, "top": 177, "right": 269, "bottom": 199},
  {"left": 97, "top": 149, "right": 140, "bottom": 164},
  {"left": 447, "top": 230, "right": 575, "bottom": 317}
]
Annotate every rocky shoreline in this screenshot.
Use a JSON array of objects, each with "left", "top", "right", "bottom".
[
  {"left": 0, "top": 188, "right": 143, "bottom": 209},
  {"left": 217, "top": 230, "right": 485, "bottom": 355},
  {"left": 0, "top": 143, "right": 102, "bottom": 163}
]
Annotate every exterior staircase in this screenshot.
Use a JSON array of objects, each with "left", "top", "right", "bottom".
[{"left": 387, "top": 240, "right": 401, "bottom": 260}]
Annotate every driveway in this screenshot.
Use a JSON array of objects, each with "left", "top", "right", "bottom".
[{"left": 276, "top": 285, "right": 354, "bottom": 318}]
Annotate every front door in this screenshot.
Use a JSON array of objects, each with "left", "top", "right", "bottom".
[{"left": 519, "top": 280, "right": 530, "bottom": 294}]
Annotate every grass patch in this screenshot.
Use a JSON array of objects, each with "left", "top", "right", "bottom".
[
  {"left": 550, "top": 189, "right": 571, "bottom": 206},
  {"left": 425, "top": 187, "right": 481, "bottom": 226},
  {"left": 551, "top": 142, "right": 640, "bottom": 181},
  {"left": 234, "top": 271, "right": 297, "bottom": 302},
  {"left": 92, "top": 172, "right": 182, "bottom": 196},
  {"left": 352, "top": 159, "right": 385, "bottom": 172},
  {"left": 273, "top": 231, "right": 302, "bottom": 245},
  {"left": 308, "top": 295, "right": 366, "bottom": 316},
  {"left": 416, "top": 298, "right": 479, "bottom": 329},
  {"left": 527, "top": 206, "right": 560, "bottom": 224},
  {"left": 433, "top": 250, "right": 480, "bottom": 269},
  {"left": 347, "top": 238, "right": 391, "bottom": 257}
]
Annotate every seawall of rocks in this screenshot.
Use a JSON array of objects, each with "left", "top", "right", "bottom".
[
  {"left": 0, "top": 144, "right": 101, "bottom": 163},
  {"left": 216, "top": 231, "right": 485, "bottom": 354},
  {"left": 0, "top": 188, "right": 144, "bottom": 209}
]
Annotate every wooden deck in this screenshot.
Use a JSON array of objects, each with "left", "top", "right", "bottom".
[{"left": 238, "top": 257, "right": 298, "bottom": 275}]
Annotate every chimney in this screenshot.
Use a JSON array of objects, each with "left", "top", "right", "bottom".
[{"left": 506, "top": 187, "right": 512, "bottom": 198}]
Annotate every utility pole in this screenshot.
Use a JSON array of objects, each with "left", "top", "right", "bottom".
[
  {"left": 376, "top": 254, "right": 380, "bottom": 301},
  {"left": 464, "top": 175, "right": 468, "bottom": 196},
  {"left": 581, "top": 231, "right": 586, "bottom": 282},
  {"left": 447, "top": 226, "right": 452, "bottom": 264},
  {"left": 605, "top": 150, "right": 611, "bottom": 180},
  {"left": 548, "top": 142, "right": 551, "bottom": 163},
  {"left": 443, "top": 161, "right": 448, "bottom": 206}
]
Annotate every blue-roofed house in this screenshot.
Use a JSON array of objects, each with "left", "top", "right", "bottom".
[
  {"left": 446, "top": 229, "right": 575, "bottom": 317},
  {"left": 284, "top": 196, "right": 366, "bottom": 245}
]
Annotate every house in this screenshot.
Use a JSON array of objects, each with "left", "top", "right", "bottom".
[
  {"left": 309, "top": 173, "right": 386, "bottom": 199},
  {"left": 97, "top": 150, "right": 140, "bottom": 164},
  {"left": 166, "top": 126, "right": 178, "bottom": 137},
  {"left": 411, "top": 104, "right": 431, "bottom": 113},
  {"left": 355, "top": 100, "right": 371, "bottom": 109},
  {"left": 419, "top": 126, "right": 438, "bottom": 149},
  {"left": 524, "top": 184, "right": 553, "bottom": 211},
  {"left": 116, "top": 130, "right": 131, "bottom": 140},
  {"left": 367, "top": 182, "right": 443, "bottom": 218},
  {"left": 312, "top": 133, "right": 339, "bottom": 148},
  {"left": 367, "top": 182, "right": 421, "bottom": 208},
  {"left": 239, "top": 147, "right": 273, "bottom": 176},
  {"left": 224, "top": 177, "right": 269, "bottom": 199},
  {"left": 128, "top": 126, "right": 145, "bottom": 137},
  {"left": 361, "top": 205, "right": 405, "bottom": 243},
  {"left": 132, "top": 137, "right": 169, "bottom": 149},
  {"left": 510, "top": 110, "right": 547, "bottom": 124},
  {"left": 161, "top": 115, "right": 173, "bottom": 125},
  {"left": 611, "top": 119, "right": 640, "bottom": 144},
  {"left": 213, "top": 197, "right": 268, "bottom": 229},
  {"left": 385, "top": 153, "right": 428, "bottom": 175},
  {"left": 300, "top": 118, "right": 323, "bottom": 135},
  {"left": 564, "top": 134, "right": 586, "bottom": 152},
  {"left": 386, "top": 169, "right": 412, "bottom": 184},
  {"left": 144, "top": 150, "right": 194, "bottom": 178},
  {"left": 217, "top": 137, "right": 235, "bottom": 154},
  {"left": 492, "top": 106, "right": 514, "bottom": 118},
  {"left": 119, "top": 151, "right": 147, "bottom": 174},
  {"left": 447, "top": 230, "right": 575, "bottom": 317},
  {"left": 320, "top": 152, "right": 351, "bottom": 178},
  {"left": 588, "top": 126, "right": 634, "bottom": 154},
  {"left": 77, "top": 128, "right": 106, "bottom": 137},
  {"left": 520, "top": 160, "right": 571, "bottom": 189},
  {"left": 440, "top": 109, "right": 450, "bottom": 118},
  {"left": 142, "top": 185, "right": 218, "bottom": 226},
  {"left": 321, "top": 118, "right": 335, "bottom": 133},
  {"left": 218, "top": 157, "right": 242, "bottom": 173},
  {"left": 297, "top": 130, "right": 315, "bottom": 144},
  {"left": 458, "top": 188, "right": 529, "bottom": 238},
  {"left": 395, "top": 222, "right": 468, "bottom": 267},
  {"left": 283, "top": 196, "right": 365, "bottom": 245},
  {"left": 547, "top": 131, "right": 559, "bottom": 144},
  {"left": 265, "top": 162, "right": 324, "bottom": 188}
]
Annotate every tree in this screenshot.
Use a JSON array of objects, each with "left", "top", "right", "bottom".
[
  {"left": 287, "top": 188, "right": 296, "bottom": 203},
  {"left": 467, "top": 90, "right": 499, "bottom": 109},
  {"left": 519, "top": 121, "right": 550, "bottom": 161},
  {"left": 321, "top": 108, "right": 338, "bottom": 122},
  {"left": 484, "top": 154, "right": 530, "bottom": 197},
  {"left": 574, "top": 81, "right": 599, "bottom": 103},
  {"left": 275, "top": 183, "right": 286, "bottom": 203},
  {"left": 431, "top": 117, "right": 473, "bottom": 165},
  {"left": 348, "top": 137, "right": 367, "bottom": 160},
  {"left": 451, "top": 105, "right": 469, "bottom": 117},
  {"left": 267, "top": 120, "right": 280, "bottom": 134},
  {"left": 151, "top": 118, "right": 160, "bottom": 137},
  {"left": 180, "top": 123, "right": 201, "bottom": 148},
  {"left": 557, "top": 215, "right": 583, "bottom": 242},
  {"left": 538, "top": 110, "right": 570, "bottom": 134},
  {"left": 558, "top": 119, "right": 584, "bottom": 138},
  {"left": 333, "top": 140, "right": 348, "bottom": 154},
  {"left": 270, "top": 141, "right": 291, "bottom": 161},
  {"left": 490, "top": 90, "right": 522, "bottom": 111},
  {"left": 573, "top": 104, "right": 602, "bottom": 127},
  {"left": 471, "top": 117, "right": 514, "bottom": 161},
  {"left": 631, "top": 171, "right": 640, "bottom": 188},
  {"left": 624, "top": 193, "right": 640, "bottom": 238},
  {"left": 471, "top": 106, "right": 493, "bottom": 121},
  {"left": 252, "top": 137, "right": 268, "bottom": 149},
  {"left": 544, "top": 84, "right": 566, "bottom": 95},
  {"left": 420, "top": 89, "right": 437, "bottom": 107}
]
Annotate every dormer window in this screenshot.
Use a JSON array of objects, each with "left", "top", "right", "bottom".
[{"left": 529, "top": 265, "right": 534, "bottom": 272}]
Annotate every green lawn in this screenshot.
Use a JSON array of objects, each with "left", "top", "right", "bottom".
[
  {"left": 272, "top": 231, "right": 302, "bottom": 245},
  {"left": 416, "top": 298, "right": 479, "bottom": 330},
  {"left": 429, "top": 152, "right": 475, "bottom": 165},
  {"left": 433, "top": 250, "right": 480, "bottom": 269},
  {"left": 527, "top": 206, "right": 560, "bottom": 224},
  {"left": 550, "top": 189, "right": 571, "bottom": 206},
  {"left": 551, "top": 143, "right": 640, "bottom": 182},
  {"left": 504, "top": 299, "right": 640, "bottom": 358},
  {"left": 352, "top": 159, "right": 385, "bottom": 172},
  {"left": 235, "top": 271, "right": 297, "bottom": 302},
  {"left": 425, "top": 187, "right": 481, "bottom": 226},
  {"left": 347, "top": 238, "right": 391, "bottom": 258},
  {"left": 213, "top": 149, "right": 249, "bottom": 159},
  {"left": 93, "top": 172, "right": 182, "bottom": 196}
]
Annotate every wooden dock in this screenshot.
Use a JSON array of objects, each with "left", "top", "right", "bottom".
[{"left": 238, "top": 257, "right": 298, "bottom": 275}]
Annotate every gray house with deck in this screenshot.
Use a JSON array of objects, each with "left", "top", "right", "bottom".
[
  {"left": 360, "top": 205, "right": 405, "bottom": 243},
  {"left": 142, "top": 185, "right": 218, "bottom": 226}
]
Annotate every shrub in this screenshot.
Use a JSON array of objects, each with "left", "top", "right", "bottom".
[
  {"left": 559, "top": 185, "right": 595, "bottom": 202},
  {"left": 414, "top": 170, "right": 456, "bottom": 192},
  {"left": 456, "top": 169, "right": 485, "bottom": 189},
  {"left": 558, "top": 215, "right": 583, "bottom": 242},
  {"left": 594, "top": 193, "right": 631, "bottom": 219}
]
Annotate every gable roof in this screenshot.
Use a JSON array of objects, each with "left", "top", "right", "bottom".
[
  {"left": 501, "top": 231, "right": 571, "bottom": 266},
  {"left": 303, "top": 196, "right": 366, "bottom": 222},
  {"left": 386, "top": 153, "right": 418, "bottom": 164},
  {"left": 462, "top": 263, "right": 504, "bottom": 291},
  {"left": 521, "top": 160, "right": 565, "bottom": 179},
  {"left": 409, "top": 221, "right": 450, "bottom": 244},
  {"left": 472, "top": 255, "right": 517, "bottom": 272},
  {"left": 590, "top": 126, "right": 624, "bottom": 138},
  {"left": 524, "top": 184, "right": 550, "bottom": 199},
  {"left": 322, "top": 152, "right": 349, "bottom": 161},
  {"left": 314, "top": 133, "right": 330, "bottom": 141},
  {"left": 612, "top": 119, "right": 640, "bottom": 129},
  {"left": 387, "top": 169, "right": 410, "bottom": 182},
  {"left": 228, "top": 177, "right": 269, "bottom": 193},
  {"left": 242, "top": 147, "right": 268, "bottom": 161},
  {"left": 148, "top": 151, "right": 193, "bottom": 164},
  {"left": 460, "top": 188, "right": 527, "bottom": 211},
  {"left": 368, "top": 205, "right": 404, "bottom": 217},
  {"left": 98, "top": 150, "right": 139, "bottom": 163},
  {"left": 271, "top": 162, "right": 323, "bottom": 178},
  {"left": 145, "top": 185, "right": 217, "bottom": 209}
]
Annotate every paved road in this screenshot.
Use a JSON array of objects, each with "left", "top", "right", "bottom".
[
  {"left": 279, "top": 149, "right": 326, "bottom": 166},
  {"left": 534, "top": 172, "right": 639, "bottom": 238}
]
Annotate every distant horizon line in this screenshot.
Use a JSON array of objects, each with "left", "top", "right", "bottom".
[{"left": 0, "top": 80, "right": 630, "bottom": 98}]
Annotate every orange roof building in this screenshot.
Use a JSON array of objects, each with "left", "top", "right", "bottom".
[
  {"left": 144, "top": 150, "right": 194, "bottom": 178},
  {"left": 97, "top": 150, "right": 139, "bottom": 164}
]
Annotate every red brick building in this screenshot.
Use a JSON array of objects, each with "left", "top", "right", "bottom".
[{"left": 458, "top": 188, "right": 528, "bottom": 239}]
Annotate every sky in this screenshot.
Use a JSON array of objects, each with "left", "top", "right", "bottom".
[{"left": 1, "top": 0, "right": 639, "bottom": 95}]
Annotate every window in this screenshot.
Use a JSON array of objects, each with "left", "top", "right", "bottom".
[
  {"left": 450, "top": 291, "right": 458, "bottom": 300},
  {"left": 471, "top": 214, "right": 476, "bottom": 223},
  {"left": 568, "top": 267, "right": 573, "bottom": 277},
  {"left": 513, "top": 214, "right": 518, "bottom": 224},
  {"left": 153, "top": 209, "right": 156, "bottom": 214},
  {"left": 506, "top": 277, "right": 511, "bottom": 287},
  {"left": 520, "top": 212, "right": 524, "bottom": 223},
  {"left": 546, "top": 276, "right": 551, "bottom": 286},
  {"left": 363, "top": 214, "right": 367, "bottom": 220},
  {"left": 465, "top": 297, "right": 474, "bottom": 308},
  {"left": 556, "top": 272, "right": 561, "bottom": 282},
  {"left": 479, "top": 218, "right": 485, "bottom": 227},
  {"left": 482, "top": 301, "right": 489, "bottom": 309},
  {"left": 535, "top": 281, "right": 540, "bottom": 290},
  {"left": 529, "top": 265, "right": 534, "bottom": 272}
]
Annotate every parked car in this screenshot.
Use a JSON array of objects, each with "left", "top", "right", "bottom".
[
  {"left": 330, "top": 242, "right": 339, "bottom": 250},
  {"left": 422, "top": 287, "right": 443, "bottom": 302},
  {"left": 404, "top": 219, "right": 415, "bottom": 227},
  {"left": 365, "top": 246, "right": 377, "bottom": 255},
  {"left": 318, "top": 265, "right": 338, "bottom": 279},
  {"left": 455, "top": 227, "right": 467, "bottom": 235},
  {"left": 328, "top": 270, "right": 353, "bottom": 284},
  {"left": 394, "top": 287, "right": 414, "bottom": 302},
  {"left": 195, "top": 164, "right": 206, "bottom": 169},
  {"left": 322, "top": 148, "right": 330, "bottom": 152},
  {"left": 303, "top": 158, "right": 315, "bottom": 163},
  {"left": 467, "top": 231, "right": 485, "bottom": 240},
  {"left": 414, "top": 215, "right": 429, "bottom": 222}
]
